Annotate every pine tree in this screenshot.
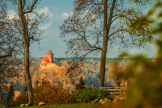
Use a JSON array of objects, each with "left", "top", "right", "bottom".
[
  {"left": 75, "top": 76, "right": 86, "bottom": 91},
  {"left": 7, "top": 84, "right": 15, "bottom": 107}
]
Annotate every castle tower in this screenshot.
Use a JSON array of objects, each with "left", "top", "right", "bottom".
[{"left": 46, "top": 49, "right": 53, "bottom": 63}]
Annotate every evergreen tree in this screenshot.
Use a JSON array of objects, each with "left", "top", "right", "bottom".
[
  {"left": 75, "top": 76, "right": 86, "bottom": 91},
  {"left": 7, "top": 84, "right": 14, "bottom": 107}
]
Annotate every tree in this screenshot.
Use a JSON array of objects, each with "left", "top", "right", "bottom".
[
  {"left": 60, "top": 0, "right": 152, "bottom": 88},
  {"left": 17, "top": 0, "right": 45, "bottom": 105},
  {"left": 0, "top": 1, "right": 23, "bottom": 103},
  {"left": 75, "top": 76, "right": 86, "bottom": 91},
  {"left": 7, "top": 84, "right": 15, "bottom": 107},
  {"left": 109, "top": 3, "right": 162, "bottom": 106},
  {"left": 0, "top": 1, "right": 22, "bottom": 81}
]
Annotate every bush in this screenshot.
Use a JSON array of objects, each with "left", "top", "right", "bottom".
[
  {"left": 33, "top": 77, "right": 73, "bottom": 105},
  {"left": 7, "top": 77, "right": 76, "bottom": 107},
  {"left": 74, "top": 87, "right": 109, "bottom": 103},
  {"left": 97, "top": 89, "right": 109, "bottom": 100},
  {"left": 67, "top": 91, "right": 78, "bottom": 104},
  {"left": 6, "top": 94, "right": 26, "bottom": 107},
  {"left": 5, "top": 86, "right": 27, "bottom": 107}
]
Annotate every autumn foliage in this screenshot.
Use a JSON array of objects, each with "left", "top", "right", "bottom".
[
  {"left": 6, "top": 77, "right": 75, "bottom": 107},
  {"left": 33, "top": 77, "right": 73, "bottom": 105},
  {"left": 5, "top": 86, "right": 27, "bottom": 107}
]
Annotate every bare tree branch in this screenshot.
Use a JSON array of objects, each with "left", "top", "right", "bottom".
[
  {"left": 22, "top": 0, "right": 26, "bottom": 10},
  {"left": 24, "top": 0, "right": 38, "bottom": 14}
]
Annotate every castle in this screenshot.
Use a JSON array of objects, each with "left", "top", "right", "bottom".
[{"left": 40, "top": 49, "right": 59, "bottom": 70}]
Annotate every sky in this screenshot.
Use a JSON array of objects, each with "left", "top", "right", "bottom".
[{"left": 6, "top": 0, "right": 160, "bottom": 58}]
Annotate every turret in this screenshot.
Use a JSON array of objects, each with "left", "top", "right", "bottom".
[{"left": 46, "top": 49, "right": 53, "bottom": 63}]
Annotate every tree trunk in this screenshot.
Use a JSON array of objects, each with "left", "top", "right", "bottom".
[
  {"left": 99, "top": 0, "right": 108, "bottom": 89},
  {"left": 18, "top": 0, "right": 33, "bottom": 105},
  {"left": 99, "top": 0, "right": 116, "bottom": 89},
  {"left": 24, "top": 43, "right": 33, "bottom": 105}
]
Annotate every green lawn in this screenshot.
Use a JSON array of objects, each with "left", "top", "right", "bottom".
[{"left": 11, "top": 103, "right": 103, "bottom": 108}]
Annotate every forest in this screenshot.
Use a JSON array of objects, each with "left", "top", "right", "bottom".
[
  {"left": 0, "top": 57, "right": 157, "bottom": 106},
  {"left": 1, "top": 0, "right": 162, "bottom": 108}
]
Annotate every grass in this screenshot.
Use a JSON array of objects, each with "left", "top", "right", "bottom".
[{"left": 11, "top": 103, "right": 103, "bottom": 108}]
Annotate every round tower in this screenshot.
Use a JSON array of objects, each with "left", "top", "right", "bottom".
[{"left": 46, "top": 49, "right": 53, "bottom": 63}]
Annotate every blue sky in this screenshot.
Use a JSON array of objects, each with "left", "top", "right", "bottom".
[{"left": 7, "top": 0, "right": 160, "bottom": 58}]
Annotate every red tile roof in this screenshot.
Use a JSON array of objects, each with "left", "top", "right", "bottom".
[
  {"left": 46, "top": 49, "right": 53, "bottom": 55},
  {"left": 42, "top": 57, "right": 49, "bottom": 61}
]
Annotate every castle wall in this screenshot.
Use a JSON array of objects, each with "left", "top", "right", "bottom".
[
  {"left": 40, "top": 64, "right": 47, "bottom": 70},
  {"left": 47, "top": 63, "right": 58, "bottom": 72},
  {"left": 40, "top": 50, "right": 61, "bottom": 71},
  {"left": 46, "top": 55, "right": 53, "bottom": 63},
  {"left": 41, "top": 60, "right": 47, "bottom": 64}
]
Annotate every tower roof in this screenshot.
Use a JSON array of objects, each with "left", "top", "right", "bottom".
[
  {"left": 46, "top": 49, "right": 53, "bottom": 55},
  {"left": 42, "top": 57, "right": 49, "bottom": 61}
]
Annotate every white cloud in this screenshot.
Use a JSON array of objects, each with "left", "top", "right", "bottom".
[
  {"left": 7, "top": 8, "right": 53, "bottom": 30},
  {"left": 83, "top": 10, "right": 96, "bottom": 18},
  {"left": 37, "top": 7, "right": 54, "bottom": 18},
  {"left": 61, "top": 10, "right": 99, "bottom": 27},
  {"left": 7, "top": 10, "right": 17, "bottom": 19},
  {"left": 62, "top": 10, "right": 96, "bottom": 20},
  {"left": 39, "top": 23, "right": 52, "bottom": 30},
  {"left": 7, "top": 7, "right": 54, "bottom": 20},
  {"left": 62, "top": 12, "right": 73, "bottom": 20}
]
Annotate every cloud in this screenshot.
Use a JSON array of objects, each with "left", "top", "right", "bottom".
[
  {"left": 62, "top": 12, "right": 73, "bottom": 20},
  {"left": 7, "top": 7, "right": 54, "bottom": 20},
  {"left": 7, "top": 10, "right": 17, "bottom": 19},
  {"left": 37, "top": 7, "right": 54, "bottom": 18},
  {"left": 61, "top": 10, "right": 101, "bottom": 28},
  {"left": 83, "top": 10, "right": 96, "bottom": 18},
  {"left": 62, "top": 10, "right": 96, "bottom": 20},
  {"left": 39, "top": 23, "right": 52, "bottom": 30}
]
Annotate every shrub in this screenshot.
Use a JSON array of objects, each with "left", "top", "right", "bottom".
[
  {"left": 5, "top": 86, "right": 27, "bottom": 107},
  {"left": 67, "top": 91, "right": 78, "bottom": 103},
  {"left": 33, "top": 77, "right": 73, "bottom": 105},
  {"left": 7, "top": 77, "right": 76, "bottom": 107},
  {"left": 74, "top": 87, "right": 109, "bottom": 103},
  {"left": 97, "top": 89, "right": 109, "bottom": 100},
  {"left": 6, "top": 94, "right": 26, "bottom": 107}
]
